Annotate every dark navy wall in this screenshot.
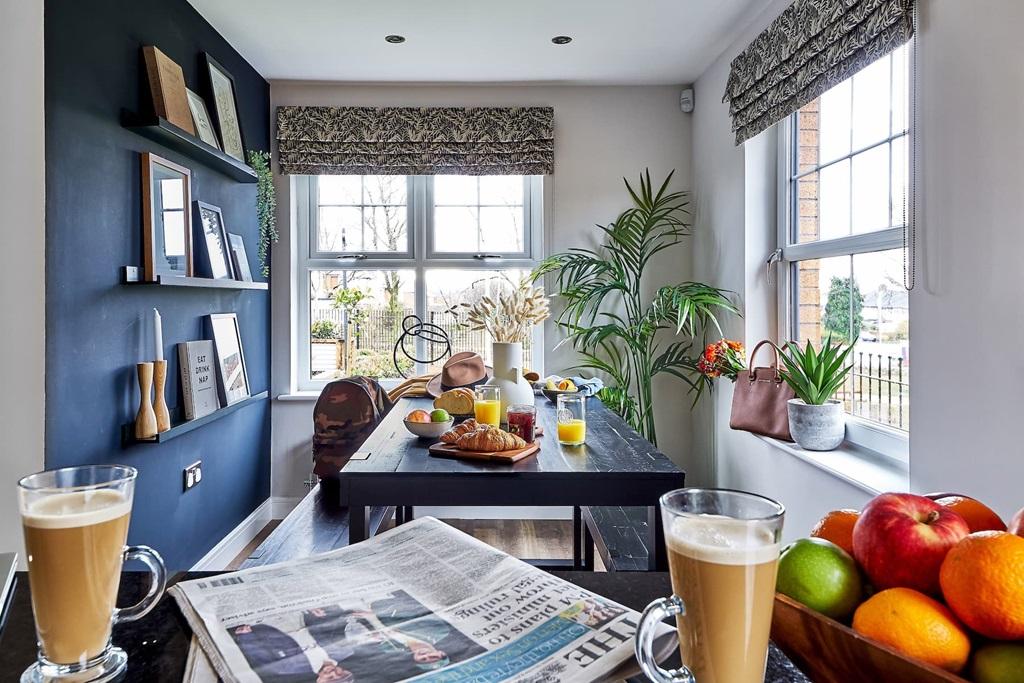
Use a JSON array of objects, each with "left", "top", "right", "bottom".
[{"left": 45, "top": 0, "right": 271, "bottom": 570}]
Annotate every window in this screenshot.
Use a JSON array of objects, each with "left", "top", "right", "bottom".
[
  {"left": 297, "top": 175, "right": 542, "bottom": 389},
  {"left": 779, "top": 44, "right": 910, "bottom": 443}
]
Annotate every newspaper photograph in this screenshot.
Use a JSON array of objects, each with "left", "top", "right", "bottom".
[{"left": 171, "top": 517, "right": 673, "bottom": 683}]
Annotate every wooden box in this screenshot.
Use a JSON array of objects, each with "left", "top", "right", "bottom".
[{"left": 771, "top": 593, "right": 970, "bottom": 683}]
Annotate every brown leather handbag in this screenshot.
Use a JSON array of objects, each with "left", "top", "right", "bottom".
[{"left": 730, "top": 340, "right": 795, "bottom": 441}]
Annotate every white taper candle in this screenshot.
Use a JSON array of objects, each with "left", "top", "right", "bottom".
[{"left": 153, "top": 308, "right": 163, "bottom": 361}]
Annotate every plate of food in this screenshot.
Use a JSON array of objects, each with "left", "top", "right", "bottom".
[{"left": 428, "top": 419, "right": 540, "bottom": 463}]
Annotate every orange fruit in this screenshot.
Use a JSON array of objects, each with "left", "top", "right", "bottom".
[
  {"left": 933, "top": 495, "right": 1006, "bottom": 532},
  {"left": 940, "top": 531, "right": 1024, "bottom": 640},
  {"left": 852, "top": 587, "right": 970, "bottom": 673},
  {"left": 810, "top": 509, "right": 859, "bottom": 556}
]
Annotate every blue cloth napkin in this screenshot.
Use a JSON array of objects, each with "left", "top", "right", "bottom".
[{"left": 569, "top": 376, "right": 604, "bottom": 397}]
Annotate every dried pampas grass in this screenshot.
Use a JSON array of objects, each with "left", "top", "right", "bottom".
[{"left": 458, "top": 279, "right": 550, "bottom": 343}]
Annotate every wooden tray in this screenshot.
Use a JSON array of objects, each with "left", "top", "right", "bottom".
[
  {"left": 771, "top": 593, "right": 969, "bottom": 683},
  {"left": 428, "top": 441, "right": 539, "bottom": 463}
]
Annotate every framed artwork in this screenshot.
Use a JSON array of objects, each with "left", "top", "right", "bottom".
[
  {"left": 142, "top": 45, "right": 194, "bottom": 134},
  {"left": 142, "top": 153, "right": 192, "bottom": 281},
  {"left": 193, "top": 201, "right": 235, "bottom": 280},
  {"left": 204, "top": 54, "right": 245, "bottom": 162},
  {"left": 206, "top": 313, "right": 250, "bottom": 406},
  {"left": 186, "top": 88, "right": 220, "bottom": 150},
  {"left": 227, "top": 233, "right": 253, "bottom": 282}
]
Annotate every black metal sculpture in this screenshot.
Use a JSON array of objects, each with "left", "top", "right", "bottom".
[{"left": 392, "top": 315, "right": 451, "bottom": 378}]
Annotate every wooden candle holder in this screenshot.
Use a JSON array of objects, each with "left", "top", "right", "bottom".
[
  {"left": 153, "top": 359, "right": 170, "bottom": 432},
  {"left": 135, "top": 362, "right": 158, "bottom": 441}
]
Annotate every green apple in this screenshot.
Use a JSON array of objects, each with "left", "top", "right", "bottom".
[
  {"left": 973, "top": 643, "right": 1024, "bottom": 683},
  {"left": 429, "top": 408, "right": 450, "bottom": 423},
  {"left": 777, "top": 537, "right": 863, "bottom": 620}
]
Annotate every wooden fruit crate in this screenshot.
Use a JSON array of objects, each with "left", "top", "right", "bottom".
[{"left": 771, "top": 593, "right": 970, "bottom": 683}]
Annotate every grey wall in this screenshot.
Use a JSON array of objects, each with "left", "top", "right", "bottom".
[
  {"left": 692, "top": 0, "right": 1024, "bottom": 536},
  {"left": 0, "top": 0, "right": 46, "bottom": 559},
  {"left": 269, "top": 83, "right": 702, "bottom": 504}
]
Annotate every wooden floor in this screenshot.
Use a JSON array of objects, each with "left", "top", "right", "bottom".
[{"left": 228, "top": 517, "right": 604, "bottom": 571}]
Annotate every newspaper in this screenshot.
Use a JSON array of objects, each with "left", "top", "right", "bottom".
[{"left": 172, "top": 517, "right": 674, "bottom": 683}]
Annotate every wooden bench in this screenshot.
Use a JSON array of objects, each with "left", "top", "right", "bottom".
[
  {"left": 240, "top": 482, "right": 394, "bottom": 569},
  {"left": 580, "top": 506, "right": 652, "bottom": 571}
]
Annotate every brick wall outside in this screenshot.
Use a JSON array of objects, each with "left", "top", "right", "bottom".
[{"left": 795, "top": 99, "right": 821, "bottom": 346}]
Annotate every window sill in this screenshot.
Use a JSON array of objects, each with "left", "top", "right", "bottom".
[
  {"left": 753, "top": 434, "right": 909, "bottom": 495},
  {"left": 277, "top": 379, "right": 404, "bottom": 402}
]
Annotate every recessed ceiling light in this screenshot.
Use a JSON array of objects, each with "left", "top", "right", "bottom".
[
  {"left": 385, "top": 35, "right": 406, "bottom": 44},
  {"left": 551, "top": 36, "right": 573, "bottom": 45}
]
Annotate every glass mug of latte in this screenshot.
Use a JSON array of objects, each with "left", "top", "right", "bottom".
[
  {"left": 635, "top": 488, "right": 785, "bottom": 683},
  {"left": 18, "top": 465, "right": 167, "bottom": 683}
]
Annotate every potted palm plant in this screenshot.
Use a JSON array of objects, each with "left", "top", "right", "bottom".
[{"left": 777, "top": 335, "right": 856, "bottom": 451}]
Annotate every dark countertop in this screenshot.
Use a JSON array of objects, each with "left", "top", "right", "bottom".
[{"left": 0, "top": 571, "right": 809, "bottom": 682}]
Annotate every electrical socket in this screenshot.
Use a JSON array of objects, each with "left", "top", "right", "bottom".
[{"left": 183, "top": 461, "right": 202, "bottom": 492}]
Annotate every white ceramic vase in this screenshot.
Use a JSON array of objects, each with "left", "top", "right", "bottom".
[{"left": 486, "top": 342, "right": 535, "bottom": 419}]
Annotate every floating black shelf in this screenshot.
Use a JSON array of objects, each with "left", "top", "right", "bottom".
[
  {"left": 122, "top": 268, "right": 268, "bottom": 290},
  {"left": 122, "top": 391, "right": 268, "bottom": 446},
  {"left": 121, "top": 109, "right": 257, "bottom": 183}
]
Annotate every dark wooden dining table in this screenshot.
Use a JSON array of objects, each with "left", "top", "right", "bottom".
[{"left": 339, "top": 396, "right": 685, "bottom": 570}]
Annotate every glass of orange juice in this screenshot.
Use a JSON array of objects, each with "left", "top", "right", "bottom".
[
  {"left": 557, "top": 394, "right": 586, "bottom": 446},
  {"left": 474, "top": 385, "right": 501, "bottom": 427}
]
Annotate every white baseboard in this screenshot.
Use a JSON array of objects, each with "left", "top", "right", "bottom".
[
  {"left": 417, "top": 506, "right": 573, "bottom": 520},
  {"left": 191, "top": 496, "right": 300, "bottom": 571}
]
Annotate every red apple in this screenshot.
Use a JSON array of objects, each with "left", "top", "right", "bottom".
[
  {"left": 852, "top": 493, "right": 969, "bottom": 595},
  {"left": 1010, "top": 507, "right": 1024, "bottom": 537}
]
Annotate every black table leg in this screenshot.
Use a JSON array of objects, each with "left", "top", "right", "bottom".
[
  {"left": 405, "top": 505, "right": 414, "bottom": 522},
  {"left": 349, "top": 504, "right": 368, "bottom": 544},
  {"left": 649, "top": 505, "right": 667, "bottom": 571},
  {"left": 395, "top": 506, "right": 405, "bottom": 525},
  {"left": 572, "top": 506, "right": 582, "bottom": 570},
  {"left": 583, "top": 523, "right": 595, "bottom": 571}
]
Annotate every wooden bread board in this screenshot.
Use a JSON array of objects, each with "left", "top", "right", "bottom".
[
  {"left": 428, "top": 441, "right": 539, "bottom": 463},
  {"left": 771, "top": 593, "right": 968, "bottom": 683}
]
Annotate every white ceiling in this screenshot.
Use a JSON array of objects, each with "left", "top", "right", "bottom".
[{"left": 188, "top": 0, "right": 764, "bottom": 84}]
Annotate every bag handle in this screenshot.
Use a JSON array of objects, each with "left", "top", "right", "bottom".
[{"left": 747, "top": 339, "right": 784, "bottom": 383}]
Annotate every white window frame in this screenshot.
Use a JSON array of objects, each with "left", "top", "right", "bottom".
[
  {"left": 775, "top": 49, "right": 912, "bottom": 462},
  {"left": 295, "top": 175, "right": 544, "bottom": 392}
]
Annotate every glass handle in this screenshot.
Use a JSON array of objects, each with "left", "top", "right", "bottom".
[
  {"left": 635, "top": 596, "right": 695, "bottom": 683},
  {"left": 113, "top": 545, "right": 167, "bottom": 624}
]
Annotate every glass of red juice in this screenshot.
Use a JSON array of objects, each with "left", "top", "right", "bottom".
[{"left": 506, "top": 404, "right": 537, "bottom": 442}]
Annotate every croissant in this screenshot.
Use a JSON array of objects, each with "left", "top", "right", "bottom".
[
  {"left": 440, "top": 419, "right": 480, "bottom": 444},
  {"left": 434, "top": 388, "right": 475, "bottom": 415},
  {"left": 456, "top": 426, "right": 527, "bottom": 452}
]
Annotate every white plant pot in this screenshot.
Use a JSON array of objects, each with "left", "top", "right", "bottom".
[
  {"left": 787, "top": 399, "right": 845, "bottom": 451},
  {"left": 485, "top": 342, "right": 535, "bottom": 419}
]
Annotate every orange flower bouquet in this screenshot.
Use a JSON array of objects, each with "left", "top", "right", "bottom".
[{"left": 696, "top": 339, "right": 746, "bottom": 382}]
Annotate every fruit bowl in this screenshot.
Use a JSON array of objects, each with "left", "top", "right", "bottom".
[
  {"left": 403, "top": 418, "right": 453, "bottom": 439},
  {"left": 541, "top": 388, "right": 579, "bottom": 403}
]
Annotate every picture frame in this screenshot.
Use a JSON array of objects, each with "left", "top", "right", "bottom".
[
  {"left": 142, "top": 152, "right": 193, "bottom": 281},
  {"left": 142, "top": 45, "right": 194, "bottom": 135},
  {"left": 185, "top": 88, "right": 220, "bottom": 150},
  {"left": 206, "top": 313, "right": 250, "bottom": 406},
  {"left": 204, "top": 54, "right": 246, "bottom": 162},
  {"left": 193, "top": 201, "right": 235, "bottom": 280},
  {"left": 227, "top": 233, "right": 253, "bottom": 282}
]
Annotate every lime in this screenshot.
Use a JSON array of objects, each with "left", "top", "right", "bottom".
[
  {"left": 973, "top": 643, "right": 1024, "bottom": 683},
  {"left": 429, "top": 408, "right": 451, "bottom": 423},
  {"left": 777, "top": 537, "right": 863, "bottom": 620}
]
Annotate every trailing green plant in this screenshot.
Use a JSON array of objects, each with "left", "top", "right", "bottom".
[
  {"left": 777, "top": 334, "right": 857, "bottom": 405},
  {"left": 532, "top": 170, "right": 738, "bottom": 445},
  {"left": 248, "top": 150, "right": 278, "bottom": 277},
  {"left": 310, "top": 319, "right": 338, "bottom": 340}
]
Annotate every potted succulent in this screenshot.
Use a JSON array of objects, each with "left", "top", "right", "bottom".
[{"left": 778, "top": 335, "right": 856, "bottom": 451}]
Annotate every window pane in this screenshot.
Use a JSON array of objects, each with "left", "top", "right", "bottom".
[
  {"left": 432, "top": 175, "right": 527, "bottom": 254},
  {"left": 434, "top": 206, "right": 479, "bottom": 252},
  {"left": 424, "top": 269, "right": 534, "bottom": 373},
  {"left": 434, "top": 175, "right": 477, "bottom": 205},
  {"left": 309, "top": 269, "right": 415, "bottom": 380},
  {"left": 851, "top": 55, "right": 891, "bottom": 149},
  {"left": 851, "top": 144, "right": 890, "bottom": 234},
  {"left": 793, "top": 255, "right": 852, "bottom": 346},
  {"left": 849, "top": 250, "right": 909, "bottom": 430},
  {"left": 315, "top": 176, "right": 408, "bottom": 253},
  {"left": 818, "top": 79, "right": 852, "bottom": 163},
  {"left": 317, "top": 176, "right": 362, "bottom": 205},
  {"left": 890, "top": 135, "right": 908, "bottom": 228},
  {"left": 890, "top": 45, "right": 909, "bottom": 135},
  {"left": 818, "top": 159, "right": 851, "bottom": 241}
]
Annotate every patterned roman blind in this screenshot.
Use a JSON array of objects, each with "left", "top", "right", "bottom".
[
  {"left": 723, "top": 0, "right": 915, "bottom": 145},
  {"left": 276, "top": 106, "right": 554, "bottom": 175}
]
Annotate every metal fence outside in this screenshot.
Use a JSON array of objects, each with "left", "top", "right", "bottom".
[{"left": 835, "top": 352, "right": 909, "bottom": 431}]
